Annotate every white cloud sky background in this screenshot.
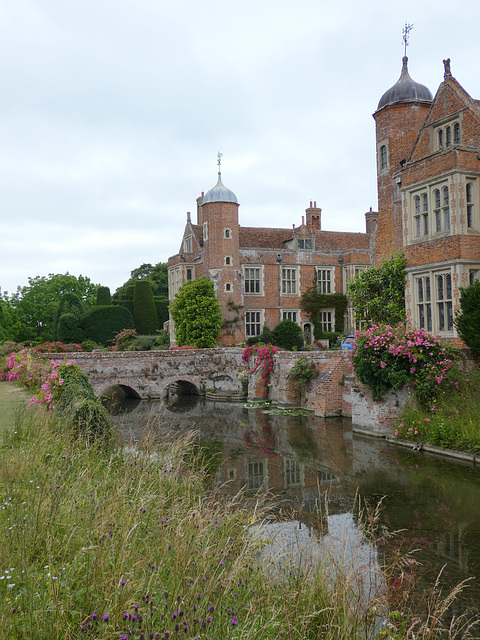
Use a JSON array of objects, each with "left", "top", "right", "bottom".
[{"left": 3, "top": 0, "right": 480, "bottom": 295}]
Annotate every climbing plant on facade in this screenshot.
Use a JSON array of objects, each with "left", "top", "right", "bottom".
[{"left": 347, "top": 252, "right": 406, "bottom": 328}]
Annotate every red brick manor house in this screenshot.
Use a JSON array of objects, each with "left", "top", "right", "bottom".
[{"left": 168, "top": 55, "right": 480, "bottom": 346}]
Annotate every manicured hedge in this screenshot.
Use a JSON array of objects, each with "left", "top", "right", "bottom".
[{"left": 81, "top": 305, "right": 134, "bottom": 346}]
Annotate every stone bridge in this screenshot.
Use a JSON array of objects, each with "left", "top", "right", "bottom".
[
  {"left": 50, "top": 348, "right": 247, "bottom": 401},
  {"left": 49, "top": 348, "right": 406, "bottom": 433}
]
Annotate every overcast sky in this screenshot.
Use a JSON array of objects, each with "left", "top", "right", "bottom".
[{"left": 3, "top": 0, "right": 480, "bottom": 296}]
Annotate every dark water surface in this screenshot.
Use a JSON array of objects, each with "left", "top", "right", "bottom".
[{"left": 111, "top": 394, "right": 480, "bottom": 611}]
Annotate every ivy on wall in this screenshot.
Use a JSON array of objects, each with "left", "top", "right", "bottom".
[{"left": 300, "top": 289, "right": 348, "bottom": 338}]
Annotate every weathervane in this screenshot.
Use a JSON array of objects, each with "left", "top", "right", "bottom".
[
  {"left": 217, "top": 151, "right": 223, "bottom": 173},
  {"left": 402, "top": 22, "right": 413, "bottom": 57}
]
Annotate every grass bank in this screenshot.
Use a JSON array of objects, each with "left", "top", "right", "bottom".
[
  {"left": 395, "top": 364, "right": 480, "bottom": 454},
  {"left": 0, "top": 382, "right": 34, "bottom": 437},
  {"left": 0, "top": 402, "right": 478, "bottom": 639}
]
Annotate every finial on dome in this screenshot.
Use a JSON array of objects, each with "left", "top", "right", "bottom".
[
  {"left": 217, "top": 151, "right": 223, "bottom": 175},
  {"left": 402, "top": 22, "right": 414, "bottom": 57}
]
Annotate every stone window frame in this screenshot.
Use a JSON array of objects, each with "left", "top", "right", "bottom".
[
  {"left": 466, "top": 179, "right": 476, "bottom": 229},
  {"left": 183, "top": 235, "right": 193, "bottom": 254},
  {"left": 186, "top": 267, "right": 193, "bottom": 281},
  {"left": 433, "top": 186, "right": 450, "bottom": 233},
  {"left": 168, "top": 265, "right": 183, "bottom": 299},
  {"left": 377, "top": 140, "right": 389, "bottom": 173},
  {"left": 281, "top": 266, "right": 300, "bottom": 296},
  {"left": 434, "top": 118, "right": 461, "bottom": 151},
  {"left": 413, "top": 268, "right": 454, "bottom": 334},
  {"left": 245, "top": 309, "right": 264, "bottom": 337},
  {"left": 224, "top": 228, "right": 232, "bottom": 239},
  {"left": 281, "top": 309, "right": 301, "bottom": 325},
  {"left": 224, "top": 282, "right": 232, "bottom": 292},
  {"left": 297, "top": 238, "right": 313, "bottom": 250},
  {"left": 243, "top": 265, "right": 263, "bottom": 296},
  {"left": 203, "top": 222, "right": 208, "bottom": 241},
  {"left": 316, "top": 267, "right": 333, "bottom": 294},
  {"left": 469, "top": 268, "right": 480, "bottom": 286},
  {"left": 225, "top": 255, "right": 232, "bottom": 266},
  {"left": 408, "top": 181, "right": 452, "bottom": 244},
  {"left": 319, "top": 309, "right": 334, "bottom": 332}
]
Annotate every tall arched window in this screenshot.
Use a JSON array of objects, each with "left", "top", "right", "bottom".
[
  {"left": 380, "top": 145, "right": 387, "bottom": 170},
  {"left": 467, "top": 182, "right": 474, "bottom": 228},
  {"left": 442, "top": 186, "right": 450, "bottom": 231}
]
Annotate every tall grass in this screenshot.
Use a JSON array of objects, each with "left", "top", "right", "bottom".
[{"left": 0, "top": 406, "right": 478, "bottom": 639}]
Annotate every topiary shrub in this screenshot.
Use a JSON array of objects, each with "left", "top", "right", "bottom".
[
  {"left": 155, "top": 297, "right": 169, "bottom": 328},
  {"left": 56, "top": 312, "right": 85, "bottom": 344},
  {"left": 96, "top": 286, "right": 112, "bottom": 306},
  {"left": 133, "top": 280, "right": 159, "bottom": 335},
  {"left": 455, "top": 280, "right": 480, "bottom": 357},
  {"left": 81, "top": 305, "right": 134, "bottom": 346},
  {"left": 271, "top": 319, "right": 304, "bottom": 351}
]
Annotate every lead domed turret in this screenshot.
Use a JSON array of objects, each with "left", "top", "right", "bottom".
[
  {"left": 202, "top": 171, "right": 238, "bottom": 204},
  {"left": 377, "top": 56, "right": 433, "bottom": 111}
]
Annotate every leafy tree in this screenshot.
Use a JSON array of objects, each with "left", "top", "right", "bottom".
[
  {"left": 6, "top": 274, "right": 99, "bottom": 343},
  {"left": 53, "top": 292, "right": 85, "bottom": 341},
  {"left": 347, "top": 253, "right": 406, "bottom": 327},
  {"left": 170, "top": 277, "right": 222, "bottom": 348},
  {"left": 133, "top": 280, "right": 159, "bottom": 335},
  {"left": 114, "top": 262, "right": 168, "bottom": 300},
  {"left": 455, "top": 280, "right": 480, "bottom": 356},
  {"left": 0, "top": 297, "right": 22, "bottom": 342}
]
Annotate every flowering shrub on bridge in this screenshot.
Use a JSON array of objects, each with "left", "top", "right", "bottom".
[
  {"left": 350, "top": 323, "right": 458, "bottom": 405},
  {"left": 242, "top": 344, "right": 278, "bottom": 397}
]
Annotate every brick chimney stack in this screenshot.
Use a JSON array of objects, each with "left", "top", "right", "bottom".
[{"left": 305, "top": 201, "right": 321, "bottom": 230}]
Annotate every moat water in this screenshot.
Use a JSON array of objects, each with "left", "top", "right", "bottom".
[{"left": 109, "top": 394, "right": 480, "bottom": 613}]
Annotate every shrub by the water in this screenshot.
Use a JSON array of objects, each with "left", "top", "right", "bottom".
[
  {"left": 271, "top": 318, "right": 304, "bottom": 351},
  {"left": 351, "top": 323, "right": 457, "bottom": 404}
]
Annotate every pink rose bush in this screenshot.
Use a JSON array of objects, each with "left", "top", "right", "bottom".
[
  {"left": 3, "top": 349, "right": 74, "bottom": 410},
  {"left": 350, "top": 323, "right": 458, "bottom": 405}
]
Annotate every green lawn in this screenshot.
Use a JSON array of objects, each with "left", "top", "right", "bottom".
[{"left": 0, "top": 381, "right": 33, "bottom": 436}]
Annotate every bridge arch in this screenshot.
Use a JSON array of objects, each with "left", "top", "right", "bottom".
[
  {"left": 167, "top": 380, "right": 200, "bottom": 396},
  {"left": 100, "top": 384, "right": 142, "bottom": 400}
]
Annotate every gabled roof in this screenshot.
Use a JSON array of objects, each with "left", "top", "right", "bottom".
[
  {"left": 238, "top": 226, "right": 369, "bottom": 251},
  {"left": 409, "top": 69, "right": 480, "bottom": 164}
]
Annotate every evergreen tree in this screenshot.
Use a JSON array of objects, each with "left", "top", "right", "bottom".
[
  {"left": 133, "top": 280, "right": 159, "bottom": 335},
  {"left": 96, "top": 286, "right": 112, "bottom": 306}
]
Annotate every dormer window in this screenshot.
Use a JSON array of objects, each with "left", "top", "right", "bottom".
[{"left": 297, "top": 238, "right": 312, "bottom": 250}]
